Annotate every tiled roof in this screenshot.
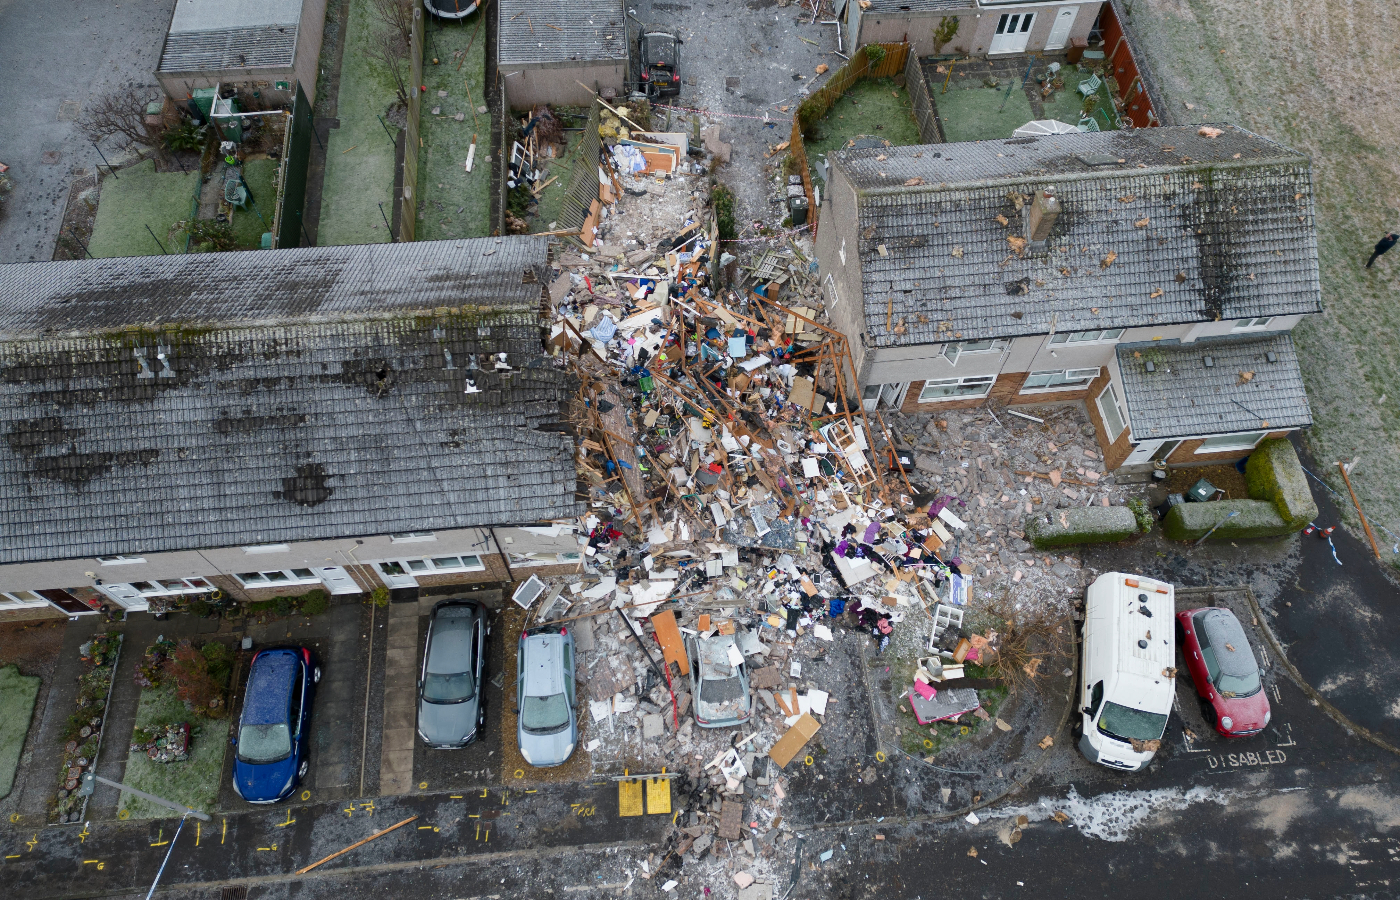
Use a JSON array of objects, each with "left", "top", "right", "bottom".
[
  {"left": 1115, "top": 333, "right": 1312, "bottom": 439},
  {"left": 158, "top": 25, "right": 298, "bottom": 72},
  {"left": 497, "top": 0, "right": 627, "bottom": 66},
  {"left": 0, "top": 319, "right": 581, "bottom": 565},
  {"left": 861, "top": 0, "right": 972, "bottom": 11},
  {"left": 0, "top": 237, "right": 550, "bottom": 339},
  {"left": 831, "top": 125, "right": 1322, "bottom": 347}
]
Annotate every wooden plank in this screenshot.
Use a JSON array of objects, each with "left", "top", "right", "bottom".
[
  {"left": 769, "top": 713, "right": 821, "bottom": 768},
  {"left": 650, "top": 609, "right": 690, "bottom": 673}
]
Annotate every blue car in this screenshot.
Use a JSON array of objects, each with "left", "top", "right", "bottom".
[{"left": 232, "top": 647, "right": 319, "bottom": 803}]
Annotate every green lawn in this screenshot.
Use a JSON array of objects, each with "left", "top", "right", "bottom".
[
  {"left": 318, "top": 0, "right": 401, "bottom": 245},
  {"left": 119, "top": 683, "right": 229, "bottom": 820},
  {"left": 415, "top": 12, "right": 491, "bottom": 240},
  {"left": 1037, "top": 64, "right": 1112, "bottom": 130},
  {"left": 803, "top": 78, "right": 923, "bottom": 188},
  {"left": 1119, "top": 0, "right": 1400, "bottom": 553},
  {"left": 88, "top": 159, "right": 199, "bottom": 258},
  {"left": 530, "top": 133, "right": 586, "bottom": 233},
  {"left": 935, "top": 82, "right": 1037, "bottom": 143},
  {"left": 0, "top": 665, "right": 40, "bottom": 799},
  {"left": 229, "top": 158, "right": 280, "bottom": 249}
]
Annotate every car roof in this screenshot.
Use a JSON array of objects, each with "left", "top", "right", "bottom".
[
  {"left": 427, "top": 611, "right": 476, "bottom": 674},
  {"left": 692, "top": 633, "right": 742, "bottom": 679},
  {"left": 244, "top": 650, "right": 297, "bottom": 725},
  {"left": 1196, "top": 608, "right": 1256, "bottom": 676},
  {"left": 521, "top": 633, "right": 566, "bottom": 696}
]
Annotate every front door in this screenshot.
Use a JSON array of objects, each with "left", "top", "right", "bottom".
[
  {"left": 317, "top": 566, "right": 361, "bottom": 595},
  {"left": 990, "top": 12, "right": 1036, "bottom": 54},
  {"left": 1124, "top": 438, "right": 1181, "bottom": 466},
  {"left": 1045, "top": 7, "right": 1077, "bottom": 50},
  {"left": 99, "top": 583, "right": 150, "bottom": 611},
  {"left": 375, "top": 561, "right": 418, "bottom": 589},
  {"left": 879, "top": 382, "right": 907, "bottom": 408}
]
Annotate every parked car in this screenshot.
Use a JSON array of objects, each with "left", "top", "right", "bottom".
[
  {"left": 418, "top": 600, "right": 488, "bottom": 749},
  {"left": 233, "top": 647, "right": 319, "bottom": 803},
  {"left": 1176, "top": 607, "right": 1270, "bottom": 737},
  {"left": 516, "top": 625, "right": 577, "bottom": 767},
  {"left": 685, "top": 631, "right": 752, "bottom": 728},
  {"left": 637, "top": 25, "right": 683, "bottom": 97},
  {"left": 1077, "top": 573, "right": 1175, "bottom": 771}
]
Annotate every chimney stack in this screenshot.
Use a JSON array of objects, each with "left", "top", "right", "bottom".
[{"left": 1027, "top": 188, "right": 1060, "bottom": 242}]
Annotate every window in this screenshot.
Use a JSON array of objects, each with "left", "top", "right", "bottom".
[
  {"left": 1049, "top": 329, "right": 1125, "bottom": 345},
  {"left": 918, "top": 375, "right": 996, "bottom": 402},
  {"left": 379, "top": 555, "right": 486, "bottom": 575},
  {"left": 942, "top": 339, "right": 1008, "bottom": 366},
  {"left": 510, "top": 551, "right": 584, "bottom": 567},
  {"left": 242, "top": 544, "right": 291, "bottom": 554},
  {"left": 0, "top": 591, "right": 49, "bottom": 609},
  {"left": 1096, "top": 383, "right": 1127, "bottom": 440},
  {"left": 390, "top": 532, "right": 436, "bottom": 543},
  {"left": 1021, "top": 367, "right": 1101, "bottom": 392},
  {"left": 97, "top": 555, "right": 146, "bottom": 565},
  {"left": 1194, "top": 431, "right": 1268, "bottom": 453},
  {"left": 1232, "top": 317, "right": 1274, "bottom": 330},
  {"left": 235, "top": 569, "right": 323, "bottom": 587}
]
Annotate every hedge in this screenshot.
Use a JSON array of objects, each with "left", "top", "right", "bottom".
[
  {"left": 1024, "top": 506, "right": 1140, "bottom": 550},
  {"left": 1245, "top": 438, "right": 1317, "bottom": 528},
  {"left": 1161, "top": 499, "right": 1295, "bottom": 541}
]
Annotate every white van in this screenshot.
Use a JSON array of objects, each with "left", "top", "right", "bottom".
[{"left": 1078, "top": 572, "right": 1175, "bottom": 771}]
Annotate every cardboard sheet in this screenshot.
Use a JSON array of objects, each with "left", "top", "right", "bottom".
[{"left": 769, "top": 713, "right": 821, "bottom": 768}]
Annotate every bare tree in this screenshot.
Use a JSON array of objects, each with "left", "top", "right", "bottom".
[
  {"left": 370, "top": 0, "right": 414, "bottom": 49},
  {"left": 78, "top": 86, "right": 166, "bottom": 156},
  {"left": 368, "top": 30, "right": 411, "bottom": 107}
]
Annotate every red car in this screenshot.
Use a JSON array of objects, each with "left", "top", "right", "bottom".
[{"left": 1176, "top": 607, "right": 1270, "bottom": 737}]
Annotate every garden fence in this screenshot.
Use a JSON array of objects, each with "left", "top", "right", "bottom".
[
  {"left": 397, "top": 7, "right": 425, "bottom": 242},
  {"left": 903, "top": 49, "right": 944, "bottom": 144},
  {"left": 493, "top": 80, "right": 509, "bottom": 234},
  {"left": 556, "top": 99, "right": 602, "bottom": 233},
  {"left": 272, "top": 82, "right": 314, "bottom": 248}
]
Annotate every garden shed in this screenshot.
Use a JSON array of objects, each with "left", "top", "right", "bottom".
[{"left": 498, "top": 0, "right": 628, "bottom": 109}]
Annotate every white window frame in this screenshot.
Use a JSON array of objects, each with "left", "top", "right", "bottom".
[
  {"left": 234, "top": 568, "right": 323, "bottom": 588},
  {"left": 1049, "top": 329, "right": 1125, "bottom": 345},
  {"left": 1, "top": 591, "right": 51, "bottom": 609},
  {"left": 824, "top": 273, "right": 840, "bottom": 308},
  {"left": 942, "top": 339, "right": 1008, "bottom": 367},
  {"left": 120, "top": 578, "right": 218, "bottom": 597},
  {"left": 1193, "top": 431, "right": 1269, "bottom": 454},
  {"left": 1232, "top": 317, "right": 1275, "bottom": 331},
  {"left": 380, "top": 554, "right": 486, "bottom": 575},
  {"left": 918, "top": 375, "right": 996, "bottom": 402},
  {"left": 97, "top": 555, "right": 146, "bottom": 565},
  {"left": 241, "top": 544, "right": 291, "bottom": 554},
  {"left": 1096, "top": 383, "right": 1128, "bottom": 440},
  {"left": 509, "top": 551, "right": 584, "bottom": 568},
  {"left": 1021, "top": 367, "right": 1101, "bottom": 393},
  {"left": 390, "top": 532, "right": 437, "bottom": 543}
]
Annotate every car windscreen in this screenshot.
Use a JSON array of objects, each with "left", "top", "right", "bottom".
[
  {"left": 423, "top": 671, "right": 476, "bottom": 703},
  {"left": 521, "top": 692, "right": 570, "bottom": 733},
  {"left": 1216, "top": 669, "right": 1262, "bottom": 697},
  {"left": 645, "top": 34, "right": 677, "bottom": 67},
  {"left": 1097, "top": 701, "right": 1168, "bottom": 742},
  {"left": 238, "top": 723, "right": 292, "bottom": 763}
]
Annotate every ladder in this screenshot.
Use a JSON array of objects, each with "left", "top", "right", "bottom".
[{"left": 825, "top": 417, "right": 877, "bottom": 492}]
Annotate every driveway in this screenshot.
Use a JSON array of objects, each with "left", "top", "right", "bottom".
[{"left": 0, "top": 0, "right": 177, "bottom": 263}]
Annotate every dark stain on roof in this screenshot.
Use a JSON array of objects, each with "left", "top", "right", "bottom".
[
  {"left": 278, "top": 462, "right": 334, "bottom": 507},
  {"left": 6, "top": 417, "right": 82, "bottom": 456},
  {"left": 34, "top": 449, "right": 160, "bottom": 486}
]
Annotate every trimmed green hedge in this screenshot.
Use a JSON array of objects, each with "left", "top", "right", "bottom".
[
  {"left": 1245, "top": 438, "right": 1317, "bottom": 528},
  {"left": 1024, "top": 506, "right": 1140, "bottom": 550},
  {"left": 1162, "top": 499, "right": 1294, "bottom": 541}
]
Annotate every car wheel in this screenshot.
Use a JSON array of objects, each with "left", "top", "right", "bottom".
[
  {"left": 298, "top": 759, "right": 309, "bottom": 779},
  {"left": 313, "top": 666, "right": 322, "bottom": 683}
]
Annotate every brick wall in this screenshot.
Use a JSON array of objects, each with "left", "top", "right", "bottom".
[
  {"left": 901, "top": 371, "right": 1025, "bottom": 413},
  {"left": 1082, "top": 369, "right": 1133, "bottom": 469},
  {"left": 1164, "top": 430, "right": 1292, "bottom": 467}
]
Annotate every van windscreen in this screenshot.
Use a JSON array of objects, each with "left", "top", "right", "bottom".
[{"left": 1097, "top": 701, "right": 1168, "bottom": 742}]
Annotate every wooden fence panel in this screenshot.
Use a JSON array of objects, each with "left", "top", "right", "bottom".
[
  {"left": 903, "top": 49, "right": 942, "bottom": 144},
  {"left": 398, "top": 7, "right": 424, "bottom": 241}
]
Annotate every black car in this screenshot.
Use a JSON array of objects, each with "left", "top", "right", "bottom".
[
  {"left": 638, "top": 26, "right": 683, "bottom": 97},
  {"left": 232, "top": 647, "right": 319, "bottom": 803}
]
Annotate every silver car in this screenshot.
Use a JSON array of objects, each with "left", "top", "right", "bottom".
[
  {"left": 686, "top": 631, "right": 752, "bottom": 728},
  {"left": 516, "top": 625, "right": 578, "bottom": 767},
  {"left": 417, "top": 601, "right": 487, "bottom": 749}
]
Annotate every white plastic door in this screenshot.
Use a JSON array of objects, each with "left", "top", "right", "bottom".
[
  {"left": 318, "top": 566, "right": 361, "bottom": 595},
  {"left": 1045, "top": 7, "right": 1077, "bottom": 51},
  {"left": 99, "top": 583, "right": 150, "bottom": 611},
  {"left": 375, "top": 561, "right": 418, "bottom": 589},
  {"left": 990, "top": 12, "right": 1035, "bottom": 54}
]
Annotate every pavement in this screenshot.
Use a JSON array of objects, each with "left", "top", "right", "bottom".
[{"left": 0, "top": 0, "right": 178, "bottom": 263}]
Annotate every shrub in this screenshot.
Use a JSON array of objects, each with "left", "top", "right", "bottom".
[
  {"left": 163, "top": 641, "right": 228, "bottom": 717},
  {"left": 1161, "top": 499, "right": 1293, "bottom": 541},
  {"left": 1023, "top": 506, "right": 1139, "bottom": 550},
  {"left": 200, "top": 642, "right": 235, "bottom": 689},
  {"left": 369, "top": 586, "right": 391, "bottom": 608},
  {"left": 174, "top": 219, "right": 237, "bottom": 253},
  {"left": 163, "top": 120, "right": 204, "bottom": 153},
  {"left": 712, "top": 184, "right": 737, "bottom": 242},
  {"left": 273, "top": 594, "right": 297, "bottom": 617},
  {"left": 932, "top": 15, "right": 960, "bottom": 54},
  {"left": 865, "top": 44, "right": 887, "bottom": 68},
  {"left": 1126, "top": 497, "right": 1153, "bottom": 534},
  {"left": 298, "top": 590, "right": 330, "bottom": 616},
  {"left": 135, "top": 639, "right": 175, "bottom": 689},
  {"left": 1244, "top": 438, "right": 1317, "bottom": 528}
]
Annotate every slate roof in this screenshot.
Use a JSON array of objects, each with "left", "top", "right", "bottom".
[
  {"left": 0, "top": 318, "right": 581, "bottom": 565},
  {"left": 497, "top": 0, "right": 627, "bottom": 67},
  {"left": 1114, "top": 333, "right": 1311, "bottom": 439},
  {"left": 861, "top": 0, "right": 971, "bottom": 12},
  {"left": 831, "top": 125, "right": 1322, "bottom": 348},
  {"left": 0, "top": 237, "right": 550, "bottom": 339},
  {"left": 158, "top": 25, "right": 299, "bottom": 72}
]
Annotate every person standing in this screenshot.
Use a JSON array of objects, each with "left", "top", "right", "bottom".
[{"left": 1367, "top": 231, "right": 1398, "bottom": 268}]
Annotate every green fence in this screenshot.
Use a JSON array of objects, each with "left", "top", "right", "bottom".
[{"left": 273, "top": 82, "right": 314, "bottom": 248}]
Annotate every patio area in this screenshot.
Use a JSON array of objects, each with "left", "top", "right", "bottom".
[{"left": 924, "top": 54, "right": 1122, "bottom": 144}]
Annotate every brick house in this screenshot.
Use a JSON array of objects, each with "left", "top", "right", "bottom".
[
  {"left": 0, "top": 238, "right": 583, "bottom": 617},
  {"left": 814, "top": 124, "right": 1320, "bottom": 473}
]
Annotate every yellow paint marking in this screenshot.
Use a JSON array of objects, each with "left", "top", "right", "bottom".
[
  {"left": 8, "top": 814, "right": 19, "bottom": 824},
  {"left": 257, "top": 845, "right": 278, "bottom": 851},
  {"left": 221, "top": 818, "right": 227, "bottom": 845},
  {"left": 449, "top": 795, "right": 463, "bottom": 799},
  {"left": 524, "top": 789, "right": 537, "bottom": 794},
  {"left": 25, "top": 834, "right": 38, "bottom": 852},
  {"left": 78, "top": 826, "right": 91, "bottom": 844},
  {"left": 5, "top": 855, "right": 21, "bottom": 860},
  {"left": 480, "top": 788, "right": 489, "bottom": 798},
  {"left": 275, "top": 810, "right": 296, "bottom": 828},
  {"left": 83, "top": 860, "right": 106, "bottom": 869},
  {"left": 468, "top": 814, "right": 480, "bottom": 818},
  {"left": 195, "top": 823, "right": 200, "bottom": 847},
  {"left": 344, "top": 807, "right": 356, "bottom": 818}
]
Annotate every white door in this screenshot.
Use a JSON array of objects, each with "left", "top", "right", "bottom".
[
  {"left": 1124, "top": 438, "right": 1181, "bottom": 466},
  {"left": 98, "top": 583, "right": 149, "bottom": 611},
  {"left": 989, "top": 12, "right": 1036, "bottom": 54},
  {"left": 861, "top": 383, "right": 881, "bottom": 412},
  {"left": 1044, "top": 7, "right": 1077, "bottom": 51},
  {"left": 318, "top": 566, "right": 361, "bottom": 595},
  {"left": 375, "top": 561, "right": 418, "bottom": 589},
  {"left": 879, "top": 382, "right": 907, "bottom": 408}
]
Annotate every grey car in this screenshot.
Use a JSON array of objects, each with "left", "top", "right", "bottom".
[
  {"left": 686, "top": 631, "right": 752, "bottom": 728},
  {"left": 516, "top": 625, "right": 577, "bottom": 767},
  {"left": 417, "top": 601, "right": 487, "bottom": 749}
]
